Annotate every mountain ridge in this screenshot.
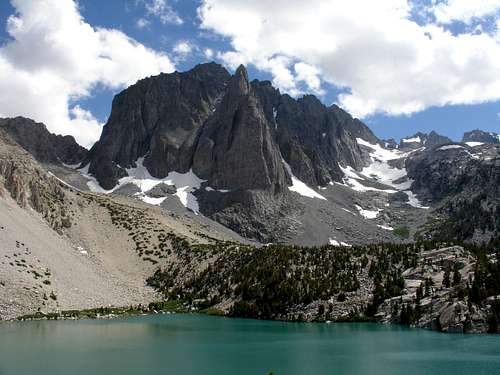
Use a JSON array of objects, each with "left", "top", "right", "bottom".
[{"left": 1, "top": 63, "right": 498, "bottom": 245}]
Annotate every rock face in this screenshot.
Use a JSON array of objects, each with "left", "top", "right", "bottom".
[
  {"left": 85, "top": 63, "right": 375, "bottom": 240},
  {"left": 87, "top": 63, "right": 373, "bottom": 191},
  {"left": 406, "top": 143, "right": 500, "bottom": 241},
  {"left": 86, "top": 62, "right": 231, "bottom": 190},
  {"left": 0, "top": 129, "right": 72, "bottom": 233},
  {"left": 0, "top": 117, "right": 88, "bottom": 165},
  {"left": 463, "top": 129, "right": 500, "bottom": 144},
  {"left": 192, "top": 66, "right": 289, "bottom": 192}
]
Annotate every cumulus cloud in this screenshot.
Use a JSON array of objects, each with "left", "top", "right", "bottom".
[
  {"left": 140, "top": 0, "right": 183, "bottom": 25},
  {"left": 198, "top": 0, "right": 500, "bottom": 118},
  {"left": 432, "top": 0, "right": 500, "bottom": 24},
  {"left": 173, "top": 41, "right": 194, "bottom": 56},
  {"left": 0, "top": 0, "right": 175, "bottom": 148}
]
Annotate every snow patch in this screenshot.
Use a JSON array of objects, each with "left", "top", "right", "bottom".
[
  {"left": 140, "top": 195, "right": 167, "bottom": 206},
  {"left": 357, "top": 138, "right": 405, "bottom": 161},
  {"left": 360, "top": 161, "right": 411, "bottom": 190},
  {"left": 465, "top": 142, "right": 484, "bottom": 147},
  {"left": 347, "top": 139, "right": 428, "bottom": 209},
  {"left": 343, "top": 140, "right": 412, "bottom": 192},
  {"left": 78, "top": 158, "right": 206, "bottom": 213},
  {"left": 205, "top": 186, "right": 231, "bottom": 193},
  {"left": 329, "top": 238, "right": 351, "bottom": 247},
  {"left": 438, "top": 145, "right": 463, "bottom": 151},
  {"left": 404, "top": 190, "right": 429, "bottom": 209},
  {"left": 76, "top": 246, "right": 88, "bottom": 255},
  {"left": 341, "top": 207, "right": 355, "bottom": 215},
  {"left": 355, "top": 204, "right": 381, "bottom": 219},
  {"left": 338, "top": 164, "right": 398, "bottom": 193},
  {"left": 402, "top": 136, "right": 421, "bottom": 143},
  {"left": 377, "top": 224, "right": 394, "bottom": 231},
  {"left": 329, "top": 238, "right": 340, "bottom": 246},
  {"left": 282, "top": 160, "right": 327, "bottom": 200}
]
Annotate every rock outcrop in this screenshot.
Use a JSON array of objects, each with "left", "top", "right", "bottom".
[
  {"left": 376, "top": 246, "right": 491, "bottom": 333},
  {"left": 0, "top": 129, "right": 73, "bottom": 233},
  {"left": 463, "top": 129, "right": 500, "bottom": 144}
]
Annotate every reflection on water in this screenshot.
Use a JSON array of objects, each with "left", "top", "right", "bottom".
[{"left": 0, "top": 314, "right": 499, "bottom": 375}]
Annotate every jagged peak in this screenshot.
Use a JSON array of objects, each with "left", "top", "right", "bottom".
[
  {"left": 190, "top": 61, "right": 230, "bottom": 77},
  {"left": 399, "top": 131, "right": 451, "bottom": 147},
  {"left": 227, "top": 64, "right": 250, "bottom": 97},
  {"left": 462, "top": 129, "right": 500, "bottom": 143},
  {"left": 234, "top": 64, "right": 249, "bottom": 79}
]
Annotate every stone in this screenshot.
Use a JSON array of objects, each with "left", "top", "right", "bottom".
[{"left": 146, "top": 183, "right": 176, "bottom": 198}]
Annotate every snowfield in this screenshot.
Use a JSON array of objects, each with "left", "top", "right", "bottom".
[
  {"left": 78, "top": 158, "right": 206, "bottom": 213},
  {"left": 340, "top": 138, "right": 429, "bottom": 209},
  {"left": 282, "top": 159, "right": 327, "bottom": 200}
]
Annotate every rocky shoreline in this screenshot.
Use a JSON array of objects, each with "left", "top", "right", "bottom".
[{"left": 10, "top": 301, "right": 189, "bottom": 322}]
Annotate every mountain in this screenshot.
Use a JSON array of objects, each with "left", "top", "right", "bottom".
[
  {"left": 398, "top": 131, "right": 452, "bottom": 150},
  {"left": 462, "top": 129, "right": 500, "bottom": 145},
  {"left": 0, "top": 126, "right": 248, "bottom": 320},
  {"left": 0, "top": 117, "right": 88, "bottom": 166},
  {"left": 2, "top": 64, "right": 499, "bottom": 246},
  {"left": 1, "top": 64, "right": 500, "bottom": 332},
  {"left": 407, "top": 142, "right": 500, "bottom": 242},
  {"left": 84, "top": 63, "right": 385, "bottom": 243},
  {"left": 86, "top": 63, "right": 375, "bottom": 191}
]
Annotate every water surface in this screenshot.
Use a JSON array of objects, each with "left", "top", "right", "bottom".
[{"left": 0, "top": 314, "right": 499, "bottom": 375}]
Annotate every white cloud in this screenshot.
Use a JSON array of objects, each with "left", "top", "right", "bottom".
[
  {"left": 136, "top": 17, "right": 150, "bottom": 29},
  {"left": 432, "top": 0, "right": 500, "bottom": 24},
  {"left": 198, "top": 0, "right": 500, "bottom": 118},
  {"left": 0, "top": 0, "right": 175, "bottom": 148},
  {"left": 173, "top": 41, "right": 194, "bottom": 56},
  {"left": 294, "top": 62, "right": 325, "bottom": 96},
  {"left": 204, "top": 48, "right": 214, "bottom": 59},
  {"left": 141, "top": 0, "right": 183, "bottom": 25}
]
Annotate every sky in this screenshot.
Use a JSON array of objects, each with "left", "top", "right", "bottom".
[{"left": 0, "top": 0, "right": 500, "bottom": 148}]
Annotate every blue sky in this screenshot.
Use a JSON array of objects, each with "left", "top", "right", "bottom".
[{"left": 1, "top": 0, "right": 500, "bottom": 146}]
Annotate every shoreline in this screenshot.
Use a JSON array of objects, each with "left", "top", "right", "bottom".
[{"left": 4, "top": 301, "right": 494, "bottom": 335}]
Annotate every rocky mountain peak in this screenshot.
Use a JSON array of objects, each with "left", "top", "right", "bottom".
[
  {"left": 462, "top": 129, "right": 500, "bottom": 144},
  {"left": 81, "top": 63, "right": 386, "bottom": 240},
  {"left": 399, "top": 131, "right": 451, "bottom": 149},
  {"left": 86, "top": 62, "right": 232, "bottom": 189},
  {"left": 230, "top": 64, "right": 250, "bottom": 95},
  {"left": 0, "top": 117, "right": 88, "bottom": 166}
]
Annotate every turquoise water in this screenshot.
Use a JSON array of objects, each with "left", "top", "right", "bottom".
[{"left": 0, "top": 314, "right": 499, "bottom": 375}]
